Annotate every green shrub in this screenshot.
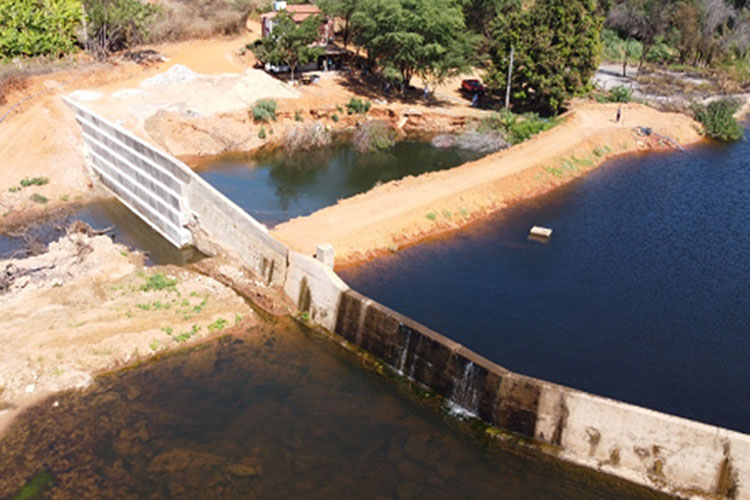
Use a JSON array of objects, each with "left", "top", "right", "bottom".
[
  {"left": 294, "top": 110, "right": 303, "bottom": 122},
  {"left": 607, "top": 85, "right": 632, "bottom": 103},
  {"left": 353, "top": 120, "right": 395, "bottom": 152},
  {"left": 30, "top": 193, "right": 48, "bottom": 204},
  {"left": 692, "top": 98, "right": 743, "bottom": 142},
  {"left": 0, "top": 0, "right": 81, "bottom": 59},
  {"left": 346, "top": 97, "right": 371, "bottom": 115},
  {"left": 251, "top": 99, "right": 277, "bottom": 122},
  {"left": 331, "top": 113, "right": 339, "bottom": 122},
  {"left": 20, "top": 176, "right": 49, "bottom": 187},
  {"left": 478, "top": 110, "right": 558, "bottom": 144},
  {"left": 258, "top": 126, "right": 266, "bottom": 139}
]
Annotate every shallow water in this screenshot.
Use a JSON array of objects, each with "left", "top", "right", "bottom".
[
  {"left": 0, "top": 200, "right": 199, "bottom": 266},
  {"left": 340, "top": 134, "right": 750, "bottom": 433},
  {"left": 0, "top": 320, "right": 668, "bottom": 499},
  {"left": 196, "top": 141, "right": 483, "bottom": 227}
]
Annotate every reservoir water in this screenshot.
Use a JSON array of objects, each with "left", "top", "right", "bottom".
[
  {"left": 0, "top": 320, "right": 666, "bottom": 499},
  {"left": 340, "top": 135, "right": 750, "bottom": 433},
  {"left": 196, "top": 141, "right": 483, "bottom": 226}
]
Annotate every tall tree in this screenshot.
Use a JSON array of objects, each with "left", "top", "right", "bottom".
[
  {"left": 252, "top": 12, "right": 323, "bottom": 82},
  {"left": 606, "top": 0, "right": 674, "bottom": 70},
  {"left": 350, "top": 0, "right": 473, "bottom": 86},
  {"left": 486, "top": 0, "right": 603, "bottom": 113},
  {"left": 318, "top": 0, "right": 358, "bottom": 48}
]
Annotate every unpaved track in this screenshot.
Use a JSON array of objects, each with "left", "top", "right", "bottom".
[{"left": 272, "top": 101, "right": 703, "bottom": 266}]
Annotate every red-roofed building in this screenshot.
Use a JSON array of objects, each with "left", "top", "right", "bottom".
[{"left": 260, "top": 3, "right": 334, "bottom": 44}]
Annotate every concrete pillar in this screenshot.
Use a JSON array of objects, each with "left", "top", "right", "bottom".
[{"left": 315, "top": 243, "right": 335, "bottom": 268}]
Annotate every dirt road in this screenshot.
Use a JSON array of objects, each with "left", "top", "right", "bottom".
[{"left": 272, "top": 101, "right": 703, "bottom": 266}]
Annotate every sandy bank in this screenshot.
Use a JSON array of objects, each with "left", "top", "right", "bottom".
[
  {"left": 271, "top": 101, "right": 704, "bottom": 267},
  {"left": 0, "top": 229, "right": 257, "bottom": 438}
]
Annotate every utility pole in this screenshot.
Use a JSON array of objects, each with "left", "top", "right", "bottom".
[{"left": 505, "top": 45, "right": 514, "bottom": 110}]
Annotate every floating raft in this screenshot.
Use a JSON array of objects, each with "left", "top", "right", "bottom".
[{"left": 529, "top": 226, "right": 552, "bottom": 238}]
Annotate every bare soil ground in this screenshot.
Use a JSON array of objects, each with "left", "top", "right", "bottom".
[{"left": 0, "top": 229, "right": 258, "bottom": 438}]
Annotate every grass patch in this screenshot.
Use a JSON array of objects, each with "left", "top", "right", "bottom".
[
  {"left": 135, "top": 303, "right": 151, "bottom": 311},
  {"left": 173, "top": 324, "right": 201, "bottom": 343},
  {"left": 30, "top": 193, "right": 48, "bottom": 204},
  {"left": 479, "top": 110, "right": 559, "bottom": 144},
  {"left": 141, "top": 272, "right": 178, "bottom": 293},
  {"left": 149, "top": 339, "right": 160, "bottom": 351},
  {"left": 592, "top": 145, "right": 611, "bottom": 157},
  {"left": 426, "top": 212, "right": 437, "bottom": 221},
  {"left": 8, "top": 186, "right": 20, "bottom": 193},
  {"left": 20, "top": 177, "right": 49, "bottom": 187},
  {"left": 162, "top": 326, "right": 173, "bottom": 335},
  {"left": 207, "top": 317, "right": 228, "bottom": 332},
  {"left": 234, "top": 313, "right": 243, "bottom": 325},
  {"left": 192, "top": 295, "right": 209, "bottom": 313}
]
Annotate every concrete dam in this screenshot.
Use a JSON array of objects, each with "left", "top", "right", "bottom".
[{"left": 63, "top": 97, "right": 750, "bottom": 500}]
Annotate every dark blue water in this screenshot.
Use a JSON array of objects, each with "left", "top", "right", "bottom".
[
  {"left": 0, "top": 200, "right": 198, "bottom": 265},
  {"left": 340, "top": 135, "right": 750, "bottom": 433},
  {"left": 197, "top": 142, "right": 483, "bottom": 227}
]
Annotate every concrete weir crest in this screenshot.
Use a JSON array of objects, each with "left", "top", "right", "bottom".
[{"left": 64, "top": 98, "right": 750, "bottom": 500}]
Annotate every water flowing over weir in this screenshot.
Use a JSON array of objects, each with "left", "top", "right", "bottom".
[{"left": 62, "top": 99, "right": 750, "bottom": 499}]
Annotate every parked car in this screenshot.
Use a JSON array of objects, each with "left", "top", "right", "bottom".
[{"left": 461, "top": 79, "right": 485, "bottom": 94}]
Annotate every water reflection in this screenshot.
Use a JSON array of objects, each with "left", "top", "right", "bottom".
[
  {"left": 195, "top": 142, "right": 484, "bottom": 227},
  {"left": 0, "top": 320, "right": 667, "bottom": 499}
]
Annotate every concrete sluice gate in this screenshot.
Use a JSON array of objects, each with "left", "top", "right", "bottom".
[{"left": 63, "top": 97, "right": 750, "bottom": 500}]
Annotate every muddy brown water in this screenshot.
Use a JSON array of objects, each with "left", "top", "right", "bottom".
[{"left": 0, "top": 318, "right": 669, "bottom": 499}]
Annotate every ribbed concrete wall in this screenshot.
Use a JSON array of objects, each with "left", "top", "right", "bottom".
[
  {"left": 64, "top": 97, "right": 289, "bottom": 286},
  {"left": 64, "top": 97, "right": 193, "bottom": 248}
]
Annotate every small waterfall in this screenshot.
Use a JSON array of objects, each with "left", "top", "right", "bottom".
[
  {"left": 397, "top": 329, "right": 412, "bottom": 376},
  {"left": 450, "top": 362, "right": 481, "bottom": 416}
]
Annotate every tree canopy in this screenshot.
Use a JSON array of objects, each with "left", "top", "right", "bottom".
[
  {"left": 252, "top": 12, "right": 323, "bottom": 82},
  {"left": 350, "top": 0, "right": 474, "bottom": 86},
  {"left": 485, "top": 0, "right": 603, "bottom": 113}
]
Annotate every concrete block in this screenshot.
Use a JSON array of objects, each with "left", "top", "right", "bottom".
[{"left": 315, "top": 243, "right": 335, "bottom": 268}]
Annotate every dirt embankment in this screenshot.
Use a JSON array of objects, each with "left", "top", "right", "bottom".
[
  {"left": 0, "top": 226, "right": 266, "bottom": 439},
  {"left": 272, "top": 101, "right": 704, "bottom": 266}
]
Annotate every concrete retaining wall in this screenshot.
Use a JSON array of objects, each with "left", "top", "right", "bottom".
[
  {"left": 335, "top": 289, "right": 750, "bottom": 499},
  {"left": 64, "top": 97, "right": 288, "bottom": 287},
  {"left": 66, "top": 99, "right": 749, "bottom": 499},
  {"left": 186, "top": 176, "right": 288, "bottom": 287},
  {"left": 63, "top": 97, "right": 193, "bottom": 248}
]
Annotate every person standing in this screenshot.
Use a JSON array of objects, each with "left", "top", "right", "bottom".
[{"left": 616, "top": 106, "right": 622, "bottom": 123}]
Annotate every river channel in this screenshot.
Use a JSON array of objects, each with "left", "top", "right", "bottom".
[{"left": 340, "top": 135, "right": 750, "bottom": 434}]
